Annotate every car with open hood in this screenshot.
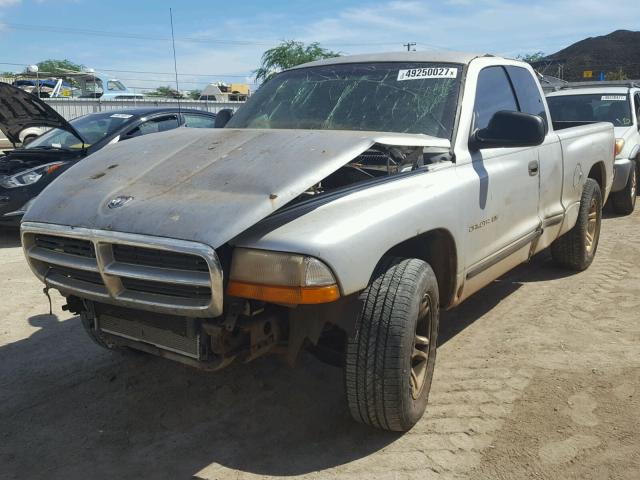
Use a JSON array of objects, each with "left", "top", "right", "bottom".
[
  {"left": 21, "top": 52, "right": 615, "bottom": 431},
  {"left": 0, "top": 82, "right": 216, "bottom": 225},
  {"left": 547, "top": 81, "right": 640, "bottom": 215}
]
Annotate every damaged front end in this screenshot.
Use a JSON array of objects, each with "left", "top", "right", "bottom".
[{"left": 21, "top": 128, "right": 450, "bottom": 370}]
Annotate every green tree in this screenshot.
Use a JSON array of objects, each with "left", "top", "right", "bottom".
[
  {"left": 36, "top": 59, "right": 85, "bottom": 75},
  {"left": 516, "top": 51, "right": 546, "bottom": 64},
  {"left": 146, "top": 85, "right": 183, "bottom": 98},
  {"left": 606, "top": 69, "right": 628, "bottom": 81},
  {"left": 188, "top": 89, "right": 202, "bottom": 100},
  {"left": 254, "top": 40, "right": 340, "bottom": 84}
]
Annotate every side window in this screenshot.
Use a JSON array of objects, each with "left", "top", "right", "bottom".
[
  {"left": 634, "top": 94, "right": 640, "bottom": 124},
  {"left": 505, "top": 66, "right": 547, "bottom": 121},
  {"left": 125, "top": 115, "right": 180, "bottom": 138},
  {"left": 183, "top": 114, "right": 216, "bottom": 129},
  {"left": 473, "top": 66, "right": 518, "bottom": 130}
]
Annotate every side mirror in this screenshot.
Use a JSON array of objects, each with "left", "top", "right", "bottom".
[
  {"left": 214, "top": 108, "right": 233, "bottom": 128},
  {"left": 22, "top": 136, "right": 36, "bottom": 146},
  {"left": 470, "top": 111, "right": 545, "bottom": 150}
]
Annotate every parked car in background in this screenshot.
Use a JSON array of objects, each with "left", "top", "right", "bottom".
[
  {"left": 0, "top": 83, "right": 216, "bottom": 225},
  {"left": 75, "top": 72, "right": 144, "bottom": 100},
  {"left": 547, "top": 81, "right": 640, "bottom": 214},
  {"left": 13, "top": 78, "right": 76, "bottom": 98},
  {"left": 20, "top": 52, "right": 615, "bottom": 431}
]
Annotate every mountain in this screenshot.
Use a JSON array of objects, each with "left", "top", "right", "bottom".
[{"left": 545, "top": 30, "right": 640, "bottom": 81}]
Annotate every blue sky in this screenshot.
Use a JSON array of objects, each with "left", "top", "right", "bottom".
[{"left": 1, "top": 0, "right": 639, "bottom": 92}]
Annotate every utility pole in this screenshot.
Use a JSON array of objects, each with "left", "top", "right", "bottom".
[{"left": 403, "top": 42, "right": 416, "bottom": 52}]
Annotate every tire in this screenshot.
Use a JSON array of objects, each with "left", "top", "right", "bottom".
[
  {"left": 611, "top": 160, "right": 637, "bottom": 215},
  {"left": 345, "top": 257, "right": 439, "bottom": 431},
  {"left": 21, "top": 135, "right": 37, "bottom": 146},
  {"left": 551, "top": 178, "right": 602, "bottom": 271}
]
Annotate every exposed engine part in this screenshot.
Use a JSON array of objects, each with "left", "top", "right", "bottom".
[
  {"left": 240, "top": 314, "right": 281, "bottom": 362},
  {"left": 294, "top": 143, "right": 447, "bottom": 202}
]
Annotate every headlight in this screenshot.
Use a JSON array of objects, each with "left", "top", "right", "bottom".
[
  {"left": 615, "top": 138, "right": 625, "bottom": 156},
  {"left": 227, "top": 248, "right": 340, "bottom": 304},
  {"left": 0, "top": 162, "right": 65, "bottom": 189}
]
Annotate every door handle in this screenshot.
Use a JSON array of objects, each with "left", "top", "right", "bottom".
[{"left": 528, "top": 160, "right": 539, "bottom": 176}]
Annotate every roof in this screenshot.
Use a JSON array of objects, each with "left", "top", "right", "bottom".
[
  {"left": 291, "top": 50, "right": 491, "bottom": 70},
  {"left": 547, "top": 86, "right": 634, "bottom": 97}
]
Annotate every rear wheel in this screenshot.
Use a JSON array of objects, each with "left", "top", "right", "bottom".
[
  {"left": 611, "top": 160, "right": 637, "bottom": 215},
  {"left": 345, "top": 258, "right": 439, "bottom": 431},
  {"left": 551, "top": 178, "right": 602, "bottom": 271}
]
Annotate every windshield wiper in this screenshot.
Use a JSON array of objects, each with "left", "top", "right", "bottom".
[{"left": 28, "top": 145, "right": 74, "bottom": 152}]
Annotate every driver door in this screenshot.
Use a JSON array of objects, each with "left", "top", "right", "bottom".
[{"left": 460, "top": 66, "right": 541, "bottom": 297}]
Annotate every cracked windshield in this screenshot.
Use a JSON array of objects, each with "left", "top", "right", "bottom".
[{"left": 228, "top": 62, "right": 462, "bottom": 138}]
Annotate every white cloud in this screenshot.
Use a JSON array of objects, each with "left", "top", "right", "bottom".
[{"left": 0, "top": 0, "right": 21, "bottom": 7}]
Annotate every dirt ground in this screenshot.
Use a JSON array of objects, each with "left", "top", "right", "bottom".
[{"left": 1, "top": 208, "right": 639, "bottom": 480}]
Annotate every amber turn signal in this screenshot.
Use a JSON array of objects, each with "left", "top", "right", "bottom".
[
  {"left": 615, "top": 138, "right": 625, "bottom": 156},
  {"left": 226, "top": 281, "right": 340, "bottom": 304}
]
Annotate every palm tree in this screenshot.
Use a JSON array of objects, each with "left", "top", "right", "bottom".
[{"left": 254, "top": 41, "right": 340, "bottom": 84}]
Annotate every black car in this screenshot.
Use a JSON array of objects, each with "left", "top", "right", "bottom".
[{"left": 0, "top": 83, "right": 217, "bottom": 225}]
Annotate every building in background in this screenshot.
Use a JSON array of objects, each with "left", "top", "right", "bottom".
[{"left": 200, "top": 82, "right": 250, "bottom": 102}]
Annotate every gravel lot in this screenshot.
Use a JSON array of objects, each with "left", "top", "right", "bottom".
[{"left": 1, "top": 208, "right": 639, "bottom": 480}]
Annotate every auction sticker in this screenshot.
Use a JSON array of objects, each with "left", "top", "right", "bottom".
[
  {"left": 110, "top": 113, "right": 134, "bottom": 118},
  {"left": 601, "top": 95, "right": 626, "bottom": 101},
  {"left": 397, "top": 67, "right": 458, "bottom": 81}
]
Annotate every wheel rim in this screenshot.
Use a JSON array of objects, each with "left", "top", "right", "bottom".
[
  {"left": 410, "top": 292, "right": 433, "bottom": 400},
  {"left": 585, "top": 197, "right": 598, "bottom": 253}
]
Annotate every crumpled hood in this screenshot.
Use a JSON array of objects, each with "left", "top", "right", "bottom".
[{"left": 24, "top": 127, "right": 448, "bottom": 247}]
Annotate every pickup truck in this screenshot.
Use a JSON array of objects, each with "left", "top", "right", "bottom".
[
  {"left": 20, "top": 52, "right": 615, "bottom": 431},
  {"left": 547, "top": 81, "right": 640, "bottom": 214}
]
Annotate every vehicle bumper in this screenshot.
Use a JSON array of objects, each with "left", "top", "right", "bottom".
[
  {"left": 611, "top": 158, "right": 634, "bottom": 192},
  {"left": 0, "top": 187, "right": 36, "bottom": 225}
]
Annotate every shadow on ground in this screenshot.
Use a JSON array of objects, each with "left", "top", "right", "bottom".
[{"left": 0, "top": 248, "right": 580, "bottom": 479}]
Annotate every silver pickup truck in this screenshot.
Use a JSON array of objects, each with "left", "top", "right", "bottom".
[
  {"left": 547, "top": 81, "right": 640, "bottom": 215},
  {"left": 21, "top": 52, "right": 615, "bottom": 431}
]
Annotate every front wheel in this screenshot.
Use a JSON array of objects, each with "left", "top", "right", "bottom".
[
  {"left": 345, "top": 258, "right": 439, "bottom": 431},
  {"left": 551, "top": 178, "right": 602, "bottom": 271},
  {"left": 611, "top": 160, "right": 637, "bottom": 215}
]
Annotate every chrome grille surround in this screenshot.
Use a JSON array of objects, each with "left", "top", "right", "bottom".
[{"left": 21, "top": 221, "right": 224, "bottom": 317}]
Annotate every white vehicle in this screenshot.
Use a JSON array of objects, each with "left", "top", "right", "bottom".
[
  {"left": 21, "top": 52, "right": 616, "bottom": 431},
  {"left": 18, "top": 126, "right": 49, "bottom": 145},
  {"left": 547, "top": 82, "right": 640, "bottom": 214}
]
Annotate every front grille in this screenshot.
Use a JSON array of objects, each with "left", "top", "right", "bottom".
[
  {"left": 121, "top": 277, "right": 211, "bottom": 299},
  {"left": 49, "top": 266, "right": 103, "bottom": 285},
  {"left": 35, "top": 234, "right": 95, "bottom": 258},
  {"left": 22, "top": 224, "right": 223, "bottom": 317},
  {"left": 113, "top": 244, "right": 208, "bottom": 272}
]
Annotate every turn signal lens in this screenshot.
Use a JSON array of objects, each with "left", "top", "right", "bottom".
[
  {"left": 615, "top": 138, "right": 625, "bottom": 156},
  {"left": 46, "top": 163, "right": 64, "bottom": 174},
  {"left": 227, "top": 248, "right": 340, "bottom": 304},
  {"left": 226, "top": 281, "right": 340, "bottom": 304}
]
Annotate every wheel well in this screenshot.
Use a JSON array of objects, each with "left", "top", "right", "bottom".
[
  {"left": 383, "top": 229, "right": 457, "bottom": 308},
  {"left": 588, "top": 162, "right": 605, "bottom": 193}
]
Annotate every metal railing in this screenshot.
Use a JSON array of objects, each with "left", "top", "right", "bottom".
[
  {"left": 44, "top": 97, "right": 243, "bottom": 120},
  {"left": 0, "top": 95, "right": 244, "bottom": 142}
]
